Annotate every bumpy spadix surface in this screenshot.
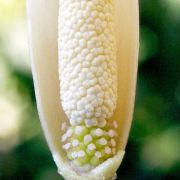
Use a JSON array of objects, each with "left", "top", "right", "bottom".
[{"left": 58, "top": 0, "right": 118, "bottom": 169}]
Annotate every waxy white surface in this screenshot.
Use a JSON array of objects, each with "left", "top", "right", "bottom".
[{"left": 27, "top": 0, "right": 139, "bottom": 179}]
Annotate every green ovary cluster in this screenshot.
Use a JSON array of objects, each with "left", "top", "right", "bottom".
[{"left": 62, "top": 124, "right": 117, "bottom": 168}]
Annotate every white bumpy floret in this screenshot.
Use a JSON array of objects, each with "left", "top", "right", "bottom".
[
  {"left": 59, "top": 0, "right": 117, "bottom": 126},
  {"left": 58, "top": 0, "right": 118, "bottom": 169}
]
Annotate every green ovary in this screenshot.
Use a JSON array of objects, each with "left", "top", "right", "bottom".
[{"left": 62, "top": 124, "right": 117, "bottom": 167}]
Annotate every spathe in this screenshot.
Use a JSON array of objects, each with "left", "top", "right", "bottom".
[{"left": 27, "top": 0, "right": 139, "bottom": 179}]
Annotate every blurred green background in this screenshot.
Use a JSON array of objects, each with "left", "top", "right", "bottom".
[{"left": 0, "top": 0, "right": 179, "bottom": 179}]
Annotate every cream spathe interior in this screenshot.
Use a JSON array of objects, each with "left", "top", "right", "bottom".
[{"left": 27, "top": 0, "right": 139, "bottom": 179}]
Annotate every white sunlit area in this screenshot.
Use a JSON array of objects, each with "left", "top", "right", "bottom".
[
  {"left": 0, "top": 0, "right": 179, "bottom": 180},
  {"left": 0, "top": 0, "right": 38, "bottom": 145}
]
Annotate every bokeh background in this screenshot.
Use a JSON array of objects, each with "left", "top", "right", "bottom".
[{"left": 0, "top": 0, "right": 179, "bottom": 179}]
